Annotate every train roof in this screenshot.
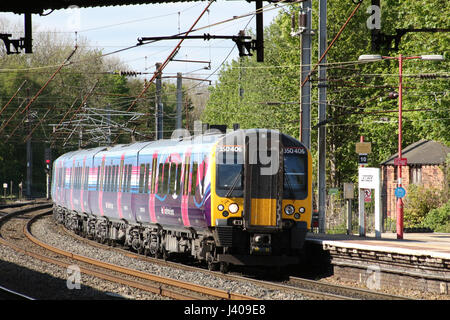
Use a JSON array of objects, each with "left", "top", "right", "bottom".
[
  {"left": 54, "top": 146, "right": 107, "bottom": 163},
  {"left": 54, "top": 129, "right": 308, "bottom": 162}
]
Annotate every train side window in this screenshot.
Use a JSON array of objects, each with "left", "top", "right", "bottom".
[
  {"left": 119, "top": 160, "right": 124, "bottom": 192},
  {"left": 96, "top": 166, "right": 100, "bottom": 190},
  {"left": 139, "top": 163, "right": 145, "bottom": 193},
  {"left": 144, "top": 163, "right": 150, "bottom": 193},
  {"left": 111, "top": 165, "right": 115, "bottom": 192},
  {"left": 163, "top": 163, "right": 170, "bottom": 194},
  {"left": 105, "top": 165, "right": 110, "bottom": 192},
  {"left": 121, "top": 164, "right": 127, "bottom": 192},
  {"left": 103, "top": 166, "right": 107, "bottom": 191},
  {"left": 100, "top": 161, "right": 105, "bottom": 192},
  {"left": 116, "top": 165, "right": 120, "bottom": 192},
  {"left": 122, "top": 164, "right": 127, "bottom": 192},
  {"left": 105, "top": 165, "right": 109, "bottom": 192},
  {"left": 77, "top": 166, "right": 81, "bottom": 189},
  {"left": 127, "top": 164, "right": 132, "bottom": 192},
  {"left": 84, "top": 167, "right": 89, "bottom": 190},
  {"left": 176, "top": 163, "right": 182, "bottom": 195},
  {"left": 70, "top": 166, "right": 74, "bottom": 189},
  {"left": 191, "top": 162, "right": 198, "bottom": 196},
  {"left": 74, "top": 166, "right": 77, "bottom": 189},
  {"left": 74, "top": 167, "right": 77, "bottom": 189},
  {"left": 169, "top": 163, "right": 177, "bottom": 195},
  {"left": 78, "top": 167, "right": 81, "bottom": 189},
  {"left": 113, "top": 165, "right": 116, "bottom": 192},
  {"left": 183, "top": 159, "right": 190, "bottom": 196},
  {"left": 157, "top": 163, "right": 164, "bottom": 196},
  {"left": 151, "top": 158, "right": 157, "bottom": 194}
]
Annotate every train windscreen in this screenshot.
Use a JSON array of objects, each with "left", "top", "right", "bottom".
[
  {"left": 216, "top": 152, "right": 243, "bottom": 197},
  {"left": 283, "top": 154, "right": 307, "bottom": 199}
]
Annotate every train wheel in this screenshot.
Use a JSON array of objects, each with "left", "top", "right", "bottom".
[
  {"left": 208, "top": 261, "right": 219, "bottom": 271},
  {"left": 162, "top": 249, "right": 169, "bottom": 261},
  {"left": 219, "top": 262, "right": 230, "bottom": 274}
]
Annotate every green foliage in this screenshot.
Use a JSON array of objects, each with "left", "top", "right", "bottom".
[
  {"left": 403, "top": 184, "right": 445, "bottom": 228},
  {"left": 203, "top": 0, "right": 449, "bottom": 191},
  {"left": 422, "top": 200, "right": 450, "bottom": 233}
]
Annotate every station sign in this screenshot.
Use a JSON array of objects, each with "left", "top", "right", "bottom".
[
  {"left": 358, "top": 167, "right": 380, "bottom": 189},
  {"left": 358, "top": 153, "right": 368, "bottom": 165},
  {"left": 343, "top": 183, "right": 354, "bottom": 199},
  {"left": 395, "top": 186, "right": 406, "bottom": 198},
  {"left": 356, "top": 142, "right": 372, "bottom": 154},
  {"left": 394, "top": 158, "right": 407, "bottom": 166}
]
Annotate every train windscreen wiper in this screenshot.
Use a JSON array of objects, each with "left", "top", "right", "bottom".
[{"left": 224, "top": 167, "right": 243, "bottom": 198}]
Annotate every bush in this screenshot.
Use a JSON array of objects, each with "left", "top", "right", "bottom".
[
  {"left": 403, "top": 184, "right": 444, "bottom": 228},
  {"left": 423, "top": 200, "right": 450, "bottom": 233}
]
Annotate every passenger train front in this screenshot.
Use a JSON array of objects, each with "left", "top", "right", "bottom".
[{"left": 52, "top": 129, "right": 312, "bottom": 271}]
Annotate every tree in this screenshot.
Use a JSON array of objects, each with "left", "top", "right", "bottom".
[{"left": 202, "top": 0, "right": 449, "bottom": 192}]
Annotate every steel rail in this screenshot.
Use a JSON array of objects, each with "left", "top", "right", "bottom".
[
  {"left": 57, "top": 214, "right": 358, "bottom": 300},
  {"left": 25, "top": 211, "right": 257, "bottom": 300},
  {"left": 288, "top": 276, "right": 411, "bottom": 300},
  {"left": 0, "top": 207, "right": 196, "bottom": 300}
]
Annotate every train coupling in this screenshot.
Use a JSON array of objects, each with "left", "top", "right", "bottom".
[{"left": 250, "top": 233, "right": 272, "bottom": 255}]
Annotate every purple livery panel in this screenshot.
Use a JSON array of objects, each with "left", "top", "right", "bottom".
[{"left": 52, "top": 139, "right": 215, "bottom": 232}]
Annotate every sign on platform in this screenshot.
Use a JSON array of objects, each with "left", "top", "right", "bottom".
[
  {"left": 358, "top": 167, "right": 381, "bottom": 238},
  {"left": 358, "top": 167, "right": 380, "bottom": 189},
  {"left": 395, "top": 187, "right": 406, "bottom": 198},
  {"left": 343, "top": 183, "right": 354, "bottom": 199},
  {"left": 394, "top": 158, "right": 408, "bottom": 166},
  {"left": 358, "top": 153, "right": 368, "bottom": 165},
  {"left": 356, "top": 142, "right": 372, "bottom": 154}
]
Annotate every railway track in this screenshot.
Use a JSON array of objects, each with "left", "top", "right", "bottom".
[
  {"left": 51, "top": 213, "right": 410, "bottom": 300},
  {"left": 0, "top": 205, "right": 411, "bottom": 300},
  {"left": 0, "top": 206, "right": 255, "bottom": 300}
]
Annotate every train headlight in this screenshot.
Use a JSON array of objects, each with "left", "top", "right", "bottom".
[
  {"left": 284, "top": 205, "right": 295, "bottom": 215},
  {"left": 299, "top": 207, "right": 305, "bottom": 213},
  {"left": 218, "top": 204, "right": 224, "bottom": 211},
  {"left": 228, "top": 203, "right": 239, "bottom": 214}
]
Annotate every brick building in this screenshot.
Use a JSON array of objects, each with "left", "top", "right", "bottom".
[{"left": 381, "top": 140, "right": 449, "bottom": 221}]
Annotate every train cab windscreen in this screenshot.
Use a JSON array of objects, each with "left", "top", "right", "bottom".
[
  {"left": 216, "top": 152, "right": 243, "bottom": 197},
  {"left": 283, "top": 154, "right": 307, "bottom": 199}
]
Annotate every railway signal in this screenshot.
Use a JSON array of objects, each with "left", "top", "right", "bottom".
[{"left": 44, "top": 147, "right": 51, "bottom": 199}]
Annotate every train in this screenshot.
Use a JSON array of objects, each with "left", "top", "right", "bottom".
[{"left": 51, "top": 128, "right": 312, "bottom": 272}]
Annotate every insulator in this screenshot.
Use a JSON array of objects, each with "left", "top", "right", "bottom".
[{"left": 298, "top": 11, "right": 307, "bottom": 28}]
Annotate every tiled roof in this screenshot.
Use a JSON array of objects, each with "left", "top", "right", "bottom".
[{"left": 381, "top": 139, "right": 450, "bottom": 165}]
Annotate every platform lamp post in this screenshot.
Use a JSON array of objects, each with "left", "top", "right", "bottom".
[{"left": 358, "top": 54, "right": 444, "bottom": 239}]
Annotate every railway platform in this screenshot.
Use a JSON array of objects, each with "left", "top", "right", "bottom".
[{"left": 304, "top": 232, "right": 450, "bottom": 296}]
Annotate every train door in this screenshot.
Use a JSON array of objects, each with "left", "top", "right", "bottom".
[
  {"left": 181, "top": 150, "right": 192, "bottom": 227},
  {"left": 243, "top": 130, "right": 283, "bottom": 230},
  {"left": 98, "top": 155, "right": 106, "bottom": 216},
  {"left": 148, "top": 152, "right": 158, "bottom": 223},
  {"left": 80, "top": 156, "right": 87, "bottom": 213}
]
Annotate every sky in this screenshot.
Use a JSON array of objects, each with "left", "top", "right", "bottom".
[{"left": 1, "top": 1, "right": 284, "bottom": 84}]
